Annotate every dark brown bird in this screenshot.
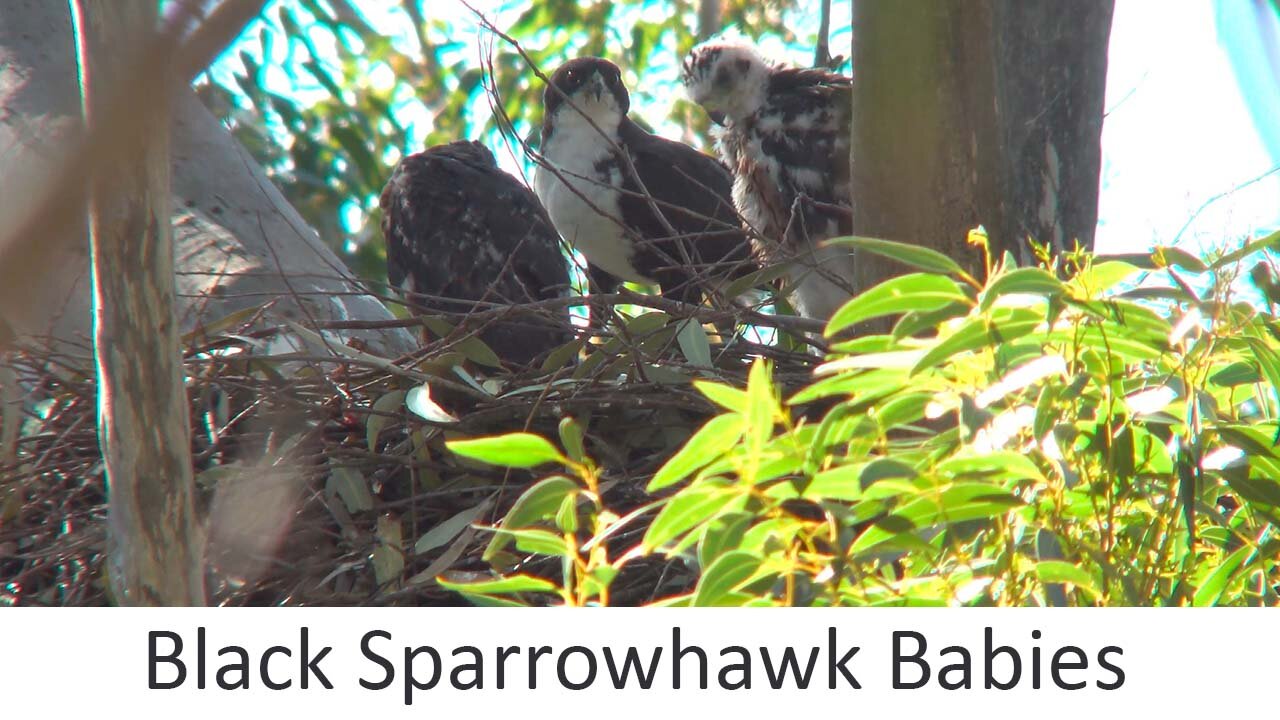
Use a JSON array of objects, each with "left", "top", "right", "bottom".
[{"left": 381, "top": 140, "right": 572, "bottom": 367}]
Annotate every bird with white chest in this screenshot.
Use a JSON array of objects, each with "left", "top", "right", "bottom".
[
  {"left": 682, "top": 41, "right": 854, "bottom": 322},
  {"left": 534, "top": 57, "right": 753, "bottom": 309}
]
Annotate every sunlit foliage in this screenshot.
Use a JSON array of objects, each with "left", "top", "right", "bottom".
[{"left": 440, "top": 234, "right": 1280, "bottom": 606}]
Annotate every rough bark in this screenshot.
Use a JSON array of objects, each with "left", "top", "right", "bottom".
[
  {"left": 74, "top": 0, "right": 205, "bottom": 605},
  {"left": 0, "top": 1, "right": 415, "bottom": 361},
  {"left": 986, "top": 1, "right": 1113, "bottom": 263},
  {"left": 851, "top": 0, "right": 1114, "bottom": 289}
]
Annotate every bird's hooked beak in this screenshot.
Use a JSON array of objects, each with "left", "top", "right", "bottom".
[
  {"left": 585, "top": 70, "right": 606, "bottom": 102},
  {"left": 708, "top": 110, "right": 727, "bottom": 126}
]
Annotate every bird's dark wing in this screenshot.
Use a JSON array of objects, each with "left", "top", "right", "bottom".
[
  {"left": 616, "top": 118, "right": 753, "bottom": 300},
  {"left": 760, "top": 70, "right": 853, "bottom": 210},
  {"left": 382, "top": 151, "right": 567, "bottom": 306},
  {"left": 470, "top": 162, "right": 572, "bottom": 307},
  {"left": 735, "top": 68, "right": 854, "bottom": 253},
  {"left": 768, "top": 67, "right": 852, "bottom": 95},
  {"left": 380, "top": 147, "right": 571, "bottom": 365},
  {"left": 381, "top": 154, "right": 446, "bottom": 297}
]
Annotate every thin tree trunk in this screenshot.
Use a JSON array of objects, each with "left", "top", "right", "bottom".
[
  {"left": 73, "top": 0, "right": 205, "bottom": 605},
  {"left": 851, "top": 0, "right": 1113, "bottom": 289},
  {"left": 815, "top": 0, "right": 833, "bottom": 67},
  {"left": 697, "top": 0, "right": 722, "bottom": 40}
]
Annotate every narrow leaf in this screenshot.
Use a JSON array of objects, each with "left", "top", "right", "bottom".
[
  {"left": 372, "top": 514, "right": 404, "bottom": 587},
  {"left": 493, "top": 528, "right": 570, "bottom": 557},
  {"left": 483, "top": 476, "right": 579, "bottom": 560},
  {"left": 744, "top": 358, "right": 776, "bottom": 479},
  {"left": 694, "top": 380, "right": 749, "bottom": 413},
  {"left": 558, "top": 417, "right": 586, "bottom": 463},
  {"left": 415, "top": 500, "right": 492, "bottom": 555},
  {"left": 648, "top": 414, "right": 744, "bottom": 491},
  {"left": 912, "top": 309, "right": 1042, "bottom": 375},
  {"left": 436, "top": 574, "right": 559, "bottom": 596},
  {"left": 367, "top": 389, "right": 406, "bottom": 451},
  {"left": 447, "top": 432, "right": 566, "bottom": 469},
  {"left": 1034, "top": 561, "right": 1099, "bottom": 599},
  {"left": 327, "top": 467, "right": 373, "bottom": 513},
  {"left": 692, "top": 551, "right": 762, "bottom": 606},
  {"left": 644, "top": 480, "right": 740, "bottom": 549},
  {"left": 827, "top": 236, "right": 965, "bottom": 275},
  {"left": 1210, "top": 228, "right": 1280, "bottom": 270},
  {"left": 1193, "top": 546, "right": 1250, "bottom": 607},
  {"left": 980, "top": 268, "right": 1064, "bottom": 311},
  {"left": 827, "top": 273, "right": 970, "bottom": 336},
  {"left": 676, "top": 318, "right": 713, "bottom": 367}
]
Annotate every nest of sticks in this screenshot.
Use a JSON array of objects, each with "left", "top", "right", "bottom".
[{"left": 0, "top": 291, "right": 823, "bottom": 606}]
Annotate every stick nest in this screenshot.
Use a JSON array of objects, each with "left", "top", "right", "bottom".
[{"left": 0, "top": 302, "right": 820, "bottom": 606}]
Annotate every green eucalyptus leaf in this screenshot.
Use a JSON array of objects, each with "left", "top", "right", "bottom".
[
  {"left": 1193, "top": 546, "right": 1250, "bottom": 607},
  {"left": 648, "top": 414, "right": 744, "bottom": 491},
  {"left": 645, "top": 479, "right": 741, "bottom": 550},
  {"left": 437, "top": 574, "right": 560, "bottom": 597},
  {"left": 367, "top": 389, "right": 406, "bottom": 451},
  {"left": 827, "top": 273, "right": 969, "bottom": 337},
  {"left": 415, "top": 501, "right": 491, "bottom": 555},
  {"left": 699, "top": 511, "right": 754, "bottom": 570},
  {"left": 1034, "top": 561, "right": 1100, "bottom": 599},
  {"left": 695, "top": 380, "right": 749, "bottom": 414},
  {"left": 692, "top": 550, "right": 763, "bottom": 607},
  {"left": 483, "top": 476, "right": 580, "bottom": 560},
  {"left": 676, "top": 318, "right": 713, "bottom": 367},
  {"left": 558, "top": 417, "right": 586, "bottom": 463},
  {"left": 980, "top": 268, "right": 1065, "bottom": 310},
  {"left": 447, "top": 432, "right": 567, "bottom": 469},
  {"left": 1210, "top": 229, "right": 1280, "bottom": 270},
  {"left": 827, "top": 236, "right": 965, "bottom": 275}
]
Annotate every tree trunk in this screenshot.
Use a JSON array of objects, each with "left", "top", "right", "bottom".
[
  {"left": 697, "top": 0, "right": 722, "bottom": 40},
  {"left": 985, "top": 1, "right": 1114, "bottom": 263},
  {"left": 73, "top": 0, "right": 206, "bottom": 605},
  {"left": 0, "top": 2, "right": 416, "bottom": 360},
  {"left": 851, "top": 0, "right": 1114, "bottom": 288}
]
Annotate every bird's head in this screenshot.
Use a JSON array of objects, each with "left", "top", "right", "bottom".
[
  {"left": 543, "top": 57, "right": 630, "bottom": 130},
  {"left": 428, "top": 140, "right": 497, "bottom": 169},
  {"left": 681, "top": 40, "right": 772, "bottom": 126}
]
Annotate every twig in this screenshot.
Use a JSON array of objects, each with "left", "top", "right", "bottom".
[
  {"left": 1171, "top": 164, "right": 1280, "bottom": 247},
  {"left": 174, "top": 0, "right": 268, "bottom": 82},
  {"left": 697, "top": 0, "right": 723, "bottom": 40},
  {"left": 815, "top": 0, "right": 833, "bottom": 68}
]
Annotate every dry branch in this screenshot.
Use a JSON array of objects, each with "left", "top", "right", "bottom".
[
  {"left": 72, "top": 0, "right": 206, "bottom": 606},
  {"left": 1, "top": 274, "right": 824, "bottom": 606}
]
